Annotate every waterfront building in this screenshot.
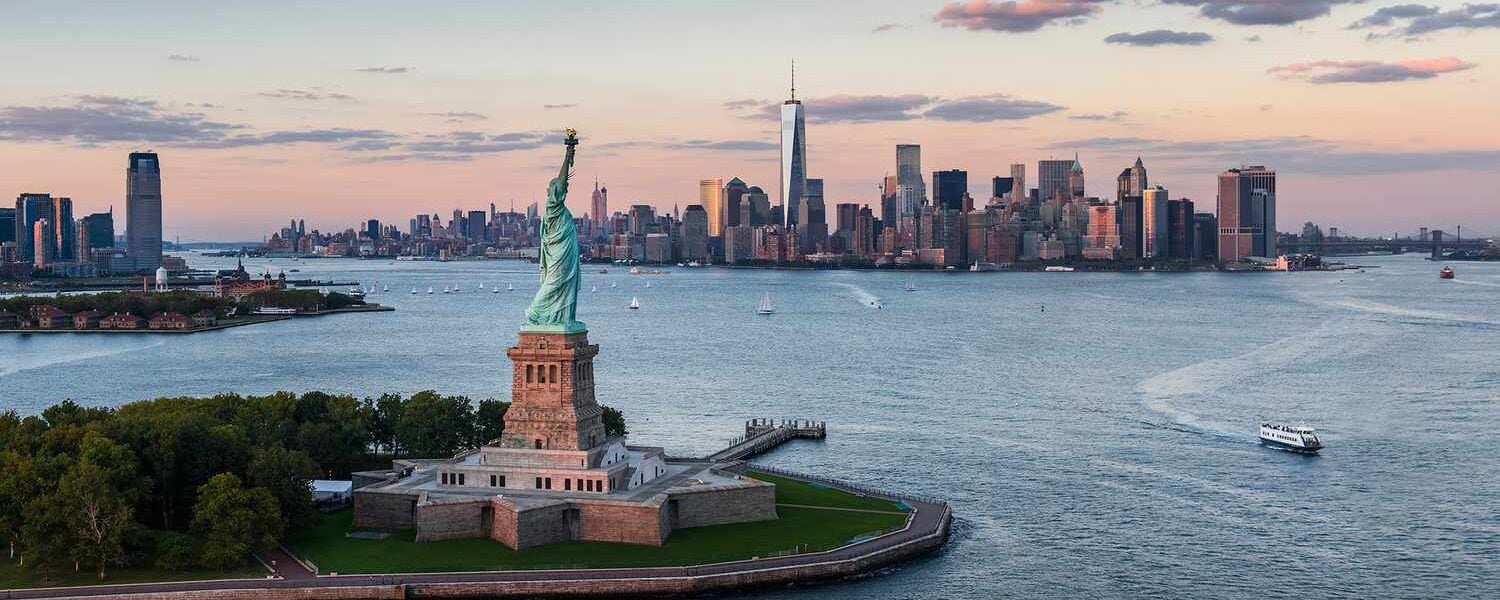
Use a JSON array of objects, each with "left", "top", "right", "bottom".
[
  {"left": 723, "top": 225, "right": 753, "bottom": 264},
  {"left": 0, "top": 207, "right": 13, "bottom": 245},
  {"left": 125, "top": 152, "right": 164, "bottom": 272},
  {"left": 1216, "top": 166, "right": 1276, "bottom": 261},
  {"left": 1010, "top": 163, "right": 1027, "bottom": 205},
  {"left": 796, "top": 179, "right": 826, "bottom": 253},
  {"left": 467, "top": 211, "right": 486, "bottom": 242},
  {"left": 628, "top": 205, "right": 654, "bottom": 236},
  {"left": 14, "top": 193, "right": 52, "bottom": 263},
  {"left": 1038, "top": 159, "right": 1073, "bottom": 203},
  {"left": 591, "top": 181, "right": 608, "bottom": 231},
  {"left": 681, "top": 205, "right": 709, "bottom": 261},
  {"left": 1193, "top": 212, "right": 1218, "bottom": 261},
  {"left": 99, "top": 312, "right": 144, "bottom": 329},
  {"left": 1119, "top": 196, "right": 1144, "bottom": 259},
  {"left": 896, "top": 144, "right": 925, "bottom": 202},
  {"left": 780, "top": 67, "right": 807, "bottom": 227},
  {"left": 81, "top": 210, "right": 113, "bottom": 251},
  {"left": 51, "top": 196, "right": 74, "bottom": 261},
  {"left": 32, "top": 218, "right": 54, "bottom": 269},
  {"left": 366, "top": 219, "right": 382, "bottom": 241},
  {"left": 933, "top": 170, "right": 967, "bottom": 212},
  {"left": 723, "top": 177, "right": 748, "bottom": 230},
  {"left": 1143, "top": 184, "right": 1169, "bottom": 258},
  {"left": 1084, "top": 202, "right": 1119, "bottom": 260},
  {"left": 700, "top": 178, "right": 724, "bottom": 237},
  {"left": 1168, "top": 199, "right": 1196, "bottom": 259}
]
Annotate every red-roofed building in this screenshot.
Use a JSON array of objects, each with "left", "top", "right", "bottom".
[
  {"left": 32, "top": 306, "right": 71, "bottom": 329},
  {"left": 191, "top": 310, "right": 218, "bottom": 328},
  {"left": 149, "top": 312, "right": 190, "bottom": 330},
  {"left": 100, "top": 313, "right": 144, "bottom": 330},
  {"left": 72, "top": 310, "right": 104, "bottom": 329}
]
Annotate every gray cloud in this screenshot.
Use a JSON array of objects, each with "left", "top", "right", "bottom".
[
  {"left": 740, "top": 93, "right": 1063, "bottom": 123},
  {"left": 405, "top": 131, "right": 558, "bottom": 154},
  {"left": 543, "top": 103, "right": 577, "bottom": 109},
  {"left": 933, "top": 0, "right": 1107, "bottom": 33},
  {"left": 0, "top": 96, "right": 238, "bottom": 144},
  {"left": 425, "top": 111, "right": 487, "bottom": 122},
  {"left": 1269, "top": 57, "right": 1476, "bottom": 83},
  {"left": 1350, "top": 3, "right": 1500, "bottom": 36},
  {"left": 1047, "top": 135, "right": 1500, "bottom": 175},
  {"left": 1162, "top": 0, "right": 1361, "bottom": 26},
  {"left": 258, "top": 89, "right": 355, "bottom": 101},
  {"left": 871, "top": 22, "right": 906, "bottom": 33},
  {"left": 723, "top": 98, "right": 768, "bottom": 110},
  {"left": 1069, "top": 111, "right": 1129, "bottom": 121},
  {"left": 355, "top": 66, "right": 412, "bottom": 74},
  {"left": 666, "top": 139, "right": 780, "bottom": 151},
  {"left": 1104, "top": 29, "right": 1215, "bottom": 46},
  {"left": 186, "top": 129, "right": 400, "bottom": 149},
  {"left": 167, "top": 54, "right": 200, "bottom": 62}
]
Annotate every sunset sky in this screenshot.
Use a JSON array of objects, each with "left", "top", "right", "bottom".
[{"left": 2, "top": 0, "right": 1498, "bottom": 240}]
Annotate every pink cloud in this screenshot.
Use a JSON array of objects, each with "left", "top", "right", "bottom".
[
  {"left": 933, "top": 0, "right": 1106, "bottom": 33},
  {"left": 1269, "top": 57, "right": 1476, "bottom": 83}
]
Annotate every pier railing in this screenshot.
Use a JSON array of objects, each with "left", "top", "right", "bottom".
[{"left": 748, "top": 464, "right": 947, "bottom": 507}]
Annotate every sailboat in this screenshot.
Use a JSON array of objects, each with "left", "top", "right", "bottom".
[
  {"left": 426, "top": 286, "right": 434, "bottom": 294},
  {"left": 506, "top": 283, "right": 514, "bottom": 292},
  {"left": 628, "top": 296, "right": 641, "bottom": 310},
  {"left": 442, "top": 286, "right": 450, "bottom": 294},
  {"left": 452, "top": 285, "right": 461, "bottom": 293},
  {"left": 478, "top": 283, "right": 485, "bottom": 290},
  {"left": 645, "top": 281, "right": 652, "bottom": 289},
  {"left": 591, "top": 284, "right": 598, "bottom": 293},
  {"left": 411, "top": 287, "right": 418, "bottom": 295},
  {"left": 382, "top": 284, "right": 390, "bottom": 292},
  {"left": 492, "top": 285, "right": 500, "bottom": 294},
  {"left": 757, "top": 293, "right": 775, "bottom": 315},
  {"left": 904, "top": 278, "right": 916, "bottom": 292},
  {"left": 610, "top": 281, "right": 617, "bottom": 288}
]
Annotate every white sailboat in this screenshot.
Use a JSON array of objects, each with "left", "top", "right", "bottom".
[
  {"left": 442, "top": 286, "right": 450, "bottom": 294},
  {"left": 507, "top": 283, "right": 514, "bottom": 292},
  {"left": 628, "top": 296, "right": 641, "bottom": 310},
  {"left": 610, "top": 281, "right": 617, "bottom": 288},
  {"left": 411, "top": 287, "right": 418, "bottom": 295},
  {"left": 757, "top": 293, "right": 775, "bottom": 315},
  {"left": 382, "top": 284, "right": 390, "bottom": 292},
  {"left": 904, "top": 278, "right": 916, "bottom": 292},
  {"left": 645, "top": 281, "right": 652, "bottom": 289},
  {"left": 591, "top": 284, "right": 599, "bottom": 293},
  {"left": 426, "top": 286, "right": 434, "bottom": 294},
  {"left": 491, "top": 285, "right": 500, "bottom": 294},
  {"left": 478, "top": 283, "right": 485, "bottom": 290}
]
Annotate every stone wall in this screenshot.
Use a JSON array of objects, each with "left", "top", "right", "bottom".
[
  {"left": 414, "top": 498, "right": 489, "bottom": 542},
  {"left": 670, "top": 481, "right": 777, "bottom": 529},
  {"left": 575, "top": 498, "right": 668, "bottom": 546},
  {"left": 509, "top": 501, "right": 577, "bottom": 549},
  {"left": 352, "top": 490, "right": 416, "bottom": 530}
]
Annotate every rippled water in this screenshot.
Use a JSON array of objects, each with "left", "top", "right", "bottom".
[{"left": 3, "top": 254, "right": 1497, "bottom": 599}]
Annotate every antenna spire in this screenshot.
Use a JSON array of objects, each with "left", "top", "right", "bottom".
[{"left": 790, "top": 59, "right": 796, "bottom": 101}]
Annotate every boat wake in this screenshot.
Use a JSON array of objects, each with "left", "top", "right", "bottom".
[
  {"left": 1328, "top": 298, "right": 1500, "bottom": 326},
  {"left": 1138, "top": 326, "right": 1333, "bottom": 440},
  {"left": 1451, "top": 278, "right": 1500, "bottom": 289},
  {"left": 832, "top": 282, "right": 882, "bottom": 308},
  {"left": 0, "top": 339, "right": 166, "bottom": 378}
]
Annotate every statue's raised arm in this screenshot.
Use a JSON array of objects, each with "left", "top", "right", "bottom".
[{"left": 522, "top": 129, "right": 586, "bottom": 334}]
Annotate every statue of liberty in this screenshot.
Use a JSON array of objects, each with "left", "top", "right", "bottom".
[{"left": 522, "top": 129, "right": 586, "bottom": 333}]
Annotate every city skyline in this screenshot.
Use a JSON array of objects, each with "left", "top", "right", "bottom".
[{"left": 2, "top": 1, "right": 1498, "bottom": 240}]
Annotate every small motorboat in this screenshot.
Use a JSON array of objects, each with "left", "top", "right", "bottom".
[
  {"left": 1440, "top": 266, "right": 1455, "bottom": 279},
  {"left": 1259, "top": 424, "right": 1323, "bottom": 454},
  {"left": 628, "top": 296, "right": 641, "bottom": 310}
]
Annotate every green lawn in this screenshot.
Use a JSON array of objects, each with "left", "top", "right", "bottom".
[
  {"left": 0, "top": 560, "right": 265, "bottom": 590},
  {"left": 288, "top": 474, "right": 910, "bottom": 574},
  {"left": 746, "top": 472, "right": 911, "bottom": 512}
]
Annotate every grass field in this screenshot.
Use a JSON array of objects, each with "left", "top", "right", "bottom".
[
  {"left": 0, "top": 560, "right": 265, "bottom": 590},
  {"left": 288, "top": 472, "right": 910, "bottom": 574}
]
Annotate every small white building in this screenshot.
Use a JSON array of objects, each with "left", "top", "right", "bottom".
[{"left": 311, "top": 480, "right": 353, "bottom": 504}]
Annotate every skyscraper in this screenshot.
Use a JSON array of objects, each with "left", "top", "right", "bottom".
[
  {"left": 797, "top": 178, "right": 827, "bottom": 252},
  {"left": 0, "top": 208, "right": 14, "bottom": 245},
  {"left": 896, "top": 145, "right": 924, "bottom": 202},
  {"left": 126, "top": 152, "right": 163, "bottom": 272},
  {"left": 591, "top": 180, "right": 608, "bottom": 230},
  {"left": 681, "top": 205, "right": 708, "bottom": 261},
  {"left": 1067, "top": 155, "right": 1085, "bottom": 200},
  {"left": 991, "top": 177, "right": 1014, "bottom": 201},
  {"left": 1216, "top": 166, "right": 1276, "bottom": 261},
  {"left": 14, "top": 193, "right": 52, "bottom": 263},
  {"left": 1009, "top": 164, "right": 1027, "bottom": 205},
  {"left": 467, "top": 211, "right": 486, "bottom": 242},
  {"left": 723, "top": 177, "right": 748, "bottom": 230},
  {"left": 53, "top": 197, "right": 74, "bottom": 261},
  {"left": 1143, "top": 184, "right": 1169, "bottom": 258},
  {"left": 699, "top": 178, "right": 724, "bottom": 237},
  {"left": 33, "top": 218, "right": 54, "bottom": 269},
  {"left": 366, "top": 219, "right": 382, "bottom": 241},
  {"left": 1038, "top": 159, "right": 1073, "bottom": 203},
  {"left": 1119, "top": 196, "right": 1144, "bottom": 259},
  {"left": 780, "top": 64, "right": 806, "bottom": 228},
  {"left": 932, "top": 170, "right": 968, "bottom": 212}
]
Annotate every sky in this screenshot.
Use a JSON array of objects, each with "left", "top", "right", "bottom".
[{"left": 1, "top": 0, "right": 1498, "bottom": 241}]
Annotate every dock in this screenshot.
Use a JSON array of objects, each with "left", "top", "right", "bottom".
[{"left": 706, "top": 418, "right": 826, "bottom": 462}]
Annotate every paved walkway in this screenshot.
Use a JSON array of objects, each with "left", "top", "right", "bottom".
[{"left": 2, "top": 469, "right": 950, "bottom": 600}]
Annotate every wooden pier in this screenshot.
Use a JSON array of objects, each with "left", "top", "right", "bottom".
[{"left": 707, "top": 418, "right": 826, "bottom": 462}]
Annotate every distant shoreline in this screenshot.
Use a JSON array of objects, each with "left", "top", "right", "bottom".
[{"left": 0, "top": 304, "right": 392, "bottom": 335}]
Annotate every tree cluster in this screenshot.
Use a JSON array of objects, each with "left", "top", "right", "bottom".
[
  {"left": 0, "top": 291, "right": 232, "bottom": 319},
  {"left": 235, "top": 289, "right": 364, "bottom": 313},
  {"left": 0, "top": 391, "right": 625, "bottom": 581}
]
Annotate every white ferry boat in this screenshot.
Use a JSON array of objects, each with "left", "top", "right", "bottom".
[
  {"left": 1043, "top": 266, "right": 1075, "bottom": 272},
  {"left": 1259, "top": 424, "right": 1324, "bottom": 454}
]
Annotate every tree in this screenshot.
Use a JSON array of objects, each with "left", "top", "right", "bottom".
[
  {"left": 60, "top": 460, "right": 134, "bottom": 580},
  {"left": 473, "top": 400, "right": 509, "bottom": 447},
  {"left": 248, "top": 446, "right": 318, "bottom": 531},
  {"left": 371, "top": 393, "right": 404, "bottom": 455},
  {"left": 191, "top": 473, "right": 283, "bottom": 570},
  {"left": 0, "top": 450, "right": 38, "bottom": 560},
  {"left": 602, "top": 406, "right": 627, "bottom": 438},
  {"left": 395, "top": 391, "right": 474, "bottom": 457}
]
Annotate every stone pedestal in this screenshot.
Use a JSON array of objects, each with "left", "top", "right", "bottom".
[{"left": 499, "top": 331, "right": 607, "bottom": 451}]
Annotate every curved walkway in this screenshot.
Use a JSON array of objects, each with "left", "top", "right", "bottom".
[{"left": 4, "top": 469, "right": 950, "bottom": 599}]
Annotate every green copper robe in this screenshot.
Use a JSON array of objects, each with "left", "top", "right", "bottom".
[{"left": 523, "top": 138, "right": 586, "bottom": 333}]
